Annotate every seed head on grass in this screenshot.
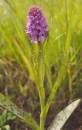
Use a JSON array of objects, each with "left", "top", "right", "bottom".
[{"left": 26, "top": 5, "right": 49, "bottom": 43}]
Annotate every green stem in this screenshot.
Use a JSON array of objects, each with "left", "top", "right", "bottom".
[
  {"left": 38, "top": 46, "right": 45, "bottom": 111},
  {"left": 40, "top": 110, "right": 46, "bottom": 130},
  {"left": 29, "top": 41, "right": 45, "bottom": 113},
  {"left": 37, "top": 45, "right": 45, "bottom": 130},
  {"left": 39, "top": 86, "right": 45, "bottom": 111}
]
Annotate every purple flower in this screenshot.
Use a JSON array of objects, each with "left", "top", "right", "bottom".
[{"left": 26, "top": 5, "right": 49, "bottom": 43}]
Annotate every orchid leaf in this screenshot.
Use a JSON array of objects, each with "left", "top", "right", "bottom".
[
  {"left": 47, "top": 99, "right": 81, "bottom": 130},
  {"left": 0, "top": 93, "right": 40, "bottom": 130}
]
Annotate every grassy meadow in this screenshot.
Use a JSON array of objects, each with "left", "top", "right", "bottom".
[{"left": 0, "top": 0, "right": 82, "bottom": 129}]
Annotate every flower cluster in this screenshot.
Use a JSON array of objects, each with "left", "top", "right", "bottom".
[{"left": 26, "top": 5, "right": 49, "bottom": 43}]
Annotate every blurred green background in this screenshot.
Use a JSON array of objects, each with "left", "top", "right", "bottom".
[{"left": 0, "top": 0, "right": 82, "bottom": 129}]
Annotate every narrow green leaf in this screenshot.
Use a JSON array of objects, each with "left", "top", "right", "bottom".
[
  {"left": 14, "top": 39, "right": 34, "bottom": 80},
  {"left": 0, "top": 93, "right": 40, "bottom": 130},
  {"left": 47, "top": 99, "right": 81, "bottom": 130},
  {"left": 41, "top": 27, "right": 71, "bottom": 127}
]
